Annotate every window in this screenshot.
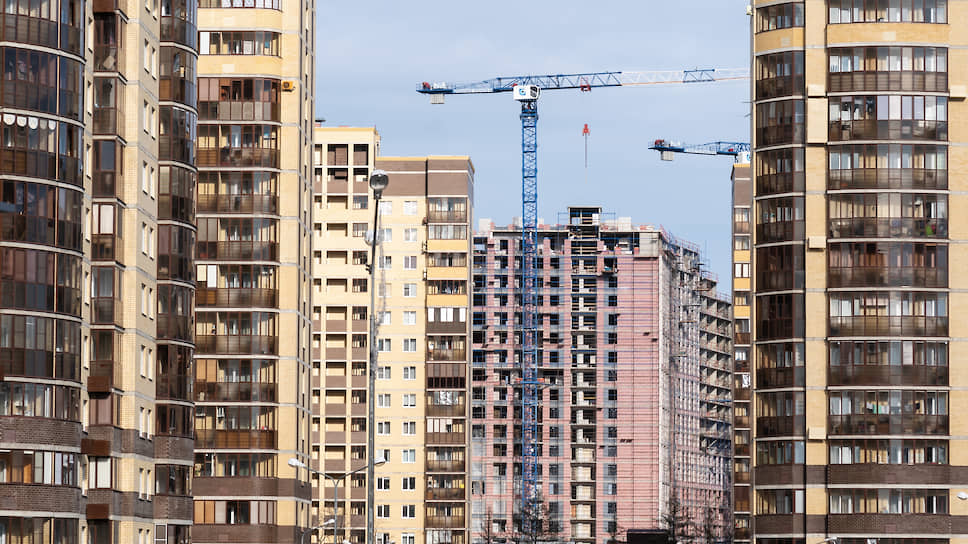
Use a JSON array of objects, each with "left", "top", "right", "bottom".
[
  {"left": 199, "top": 31, "right": 281, "bottom": 56},
  {"left": 352, "top": 223, "right": 367, "bottom": 237},
  {"left": 401, "top": 505, "right": 416, "bottom": 518},
  {"left": 377, "top": 339, "right": 391, "bottom": 352},
  {"left": 377, "top": 282, "right": 389, "bottom": 297},
  {"left": 378, "top": 256, "right": 392, "bottom": 270},
  {"left": 403, "top": 311, "right": 417, "bottom": 325},
  {"left": 402, "top": 449, "right": 416, "bottom": 463},
  {"left": 402, "top": 534, "right": 415, "bottom": 544},
  {"left": 403, "top": 366, "right": 416, "bottom": 380},
  {"left": 144, "top": 40, "right": 151, "bottom": 73},
  {"left": 402, "top": 422, "right": 416, "bottom": 435},
  {"left": 403, "top": 201, "right": 417, "bottom": 215},
  {"left": 380, "top": 228, "right": 392, "bottom": 242},
  {"left": 380, "top": 312, "right": 391, "bottom": 326},
  {"left": 734, "top": 236, "right": 750, "bottom": 250},
  {"left": 403, "top": 339, "right": 417, "bottom": 352},
  {"left": 352, "top": 195, "right": 368, "bottom": 209},
  {"left": 735, "top": 263, "right": 750, "bottom": 278},
  {"left": 404, "top": 256, "right": 417, "bottom": 270},
  {"left": 828, "top": 0, "right": 947, "bottom": 24},
  {"left": 403, "top": 283, "right": 417, "bottom": 297},
  {"left": 402, "top": 476, "right": 416, "bottom": 490},
  {"left": 378, "top": 201, "right": 392, "bottom": 215},
  {"left": 377, "top": 366, "right": 391, "bottom": 380},
  {"left": 376, "top": 505, "right": 390, "bottom": 519},
  {"left": 377, "top": 422, "right": 390, "bottom": 435},
  {"left": 756, "top": 2, "right": 804, "bottom": 32},
  {"left": 376, "top": 477, "right": 390, "bottom": 490},
  {"left": 144, "top": 101, "right": 151, "bottom": 133},
  {"left": 404, "top": 228, "right": 418, "bottom": 242},
  {"left": 403, "top": 394, "right": 416, "bottom": 407},
  {"left": 377, "top": 394, "right": 391, "bottom": 408}
]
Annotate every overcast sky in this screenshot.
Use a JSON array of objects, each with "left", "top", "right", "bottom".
[{"left": 316, "top": 1, "right": 751, "bottom": 289}]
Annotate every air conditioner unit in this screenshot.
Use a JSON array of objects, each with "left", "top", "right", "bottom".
[{"left": 281, "top": 81, "right": 295, "bottom": 92}]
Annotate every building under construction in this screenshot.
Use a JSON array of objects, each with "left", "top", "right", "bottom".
[{"left": 469, "top": 207, "right": 732, "bottom": 544}]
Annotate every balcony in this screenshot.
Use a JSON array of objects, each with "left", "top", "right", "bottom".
[
  {"left": 828, "top": 168, "right": 946, "bottom": 191},
  {"left": 756, "top": 416, "right": 804, "bottom": 437},
  {"left": 196, "top": 287, "right": 278, "bottom": 308},
  {"left": 91, "top": 234, "right": 117, "bottom": 262},
  {"left": 427, "top": 348, "right": 466, "bottom": 362},
  {"left": 193, "top": 429, "right": 276, "bottom": 449},
  {"left": 197, "top": 148, "right": 279, "bottom": 168},
  {"left": 425, "top": 516, "right": 465, "bottom": 529},
  {"left": 195, "top": 382, "right": 277, "bottom": 402},
  {"left": 829, "top": 218, "right": 947, "bottom": 239},
  {"left": 427, "top": 211, "right": 467, "bottom": 223},
  {"left": 828, "top": 365, "right": 947, "bottom": 386},
  {"left": 828, "top": 414, "right": 947, "bottom": 435},
  {"left": 829, "top": 119, "right": 947, "bottom": 142},
  {"left": 91, "top": 298, "right": 122, "bottom": 326},
  {"left": 197, "top": 194, "right": 278, "bottom": 214},
  {"left": 425, "top": 488, "right": 465, "bottom": 501},
  {"left": 93, "top": 172, "right": 120, "bottom": 199},
  {"left": 426, "top": 404, "right": 466, "bottom": 417},
  {"left": 829, "top": 316, "right": 947, "bottom": 337},
  {"left": 195, "top": 335, "right": 277, "bottom": 355},
  {"left": 756, "top": 367, "right": 805, "bottom": 389},
  {"left": 426, "top": 432, "right": 465, "bottom": 445},
  {"left": 157, "top": 314, "right": 192, "bottom": 342},
  {"left": 426, "top": 459, "right": 465, "bottom": 473},
  {"left": 829, "top": 72, "right": 947, "bottom": 93},
  {"left": 196, "top": 241, "right": 278, "bottom": 261}
]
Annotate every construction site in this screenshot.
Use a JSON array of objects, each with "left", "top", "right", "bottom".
[{"left": 469, "top": 207, "right": 732, "bottom": 543}]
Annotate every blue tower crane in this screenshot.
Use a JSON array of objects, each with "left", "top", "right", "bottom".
[
  {"left": 649, "top": 139, "right": 751, "bottom": 162},
  {"left": 416, "top": 67, "right": 749, "bottom": 536}
]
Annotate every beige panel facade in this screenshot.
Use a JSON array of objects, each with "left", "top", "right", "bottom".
[
  {"left": 751, "top": 1, "right": 964, "bottom": 542},
  {"left": 312, "top": 127, "right": 473, "bottom": 544}
]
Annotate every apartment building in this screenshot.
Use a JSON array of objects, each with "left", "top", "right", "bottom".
[
  {"left": 1, "top": 0, "right": 196, "bottom": 542},
  {"left": 313, "top": 127, "right": 473, "bottom": 544},
  {"left": 192, "top": 0, "right": 315, "bottom": 541},
  {"left": 731, "top": 160, "right": 752, "bottom": 542},
  {"left": 751, "top": 1, "right": 965, "bottom": 541},
  {"left": 469, "top": 208, "right": 732, "bottom": 544}
]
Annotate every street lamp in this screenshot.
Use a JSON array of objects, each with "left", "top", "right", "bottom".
[
  {"left": 299, "top": 522, "right": 334, "bottom": 544},
  {"left": 289, "top": 456, "right": 386, "bottom": 544},
  {"left": 366, "top": 169, "right": 389, "bottom": 544}
]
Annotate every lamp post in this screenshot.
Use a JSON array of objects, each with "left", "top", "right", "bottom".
[
  {"left": 366, "top": 170, "right": 389, "bottom": 544},
  {"left": 299, "top": 520, "right": 334, "bottom": 544},
  {"left": 289, "top": 456, "right": 386, "bottom": 544}
]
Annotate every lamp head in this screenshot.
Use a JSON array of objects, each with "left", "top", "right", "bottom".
[
  {"left": 288, "top": 458, "right": 305, "bottom": 469},
  {"left": 959, "top": 492, "right": 968, "bottom": 501},
  {"left": 374, "top": 454, "right": 387, "bottom": 466},
  {"left": 369, "top": 170, "right": 389, "bottom": 197}
]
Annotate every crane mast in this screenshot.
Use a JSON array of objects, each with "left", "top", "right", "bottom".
[{"left": 416, "top": 67, "right": 748, "bottom": 539}]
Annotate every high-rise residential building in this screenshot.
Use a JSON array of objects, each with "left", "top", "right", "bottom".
[
  {"left": 192, "top": 0, "right": 315, "bottom": 541},
  {"left": 2, "top": 0, "right": 197, "bottom": 542},
  {"left": 312, "top": 126, "right": 474, "bottom": 544},
  {"left": 751, "top": 2, "right": 960, "bottom": 542},
  {"left": 469, "top": 208, "right": 732, "bottom": 544},
  {"left": 730, "top": 159, "right": 752, "bottom": 543}
]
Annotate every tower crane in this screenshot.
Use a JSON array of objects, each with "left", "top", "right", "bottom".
[
  {"left": 415, "top": 67, "right": 749, "bottom": 533},
  {"left": 650, "top": 139, "right": 751, "bottom": 162}
]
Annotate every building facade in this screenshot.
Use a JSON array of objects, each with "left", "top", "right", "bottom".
[
  {"left": 192, "top": 0, "right": 315, "bottom": 541},
  {"left": 731, "top": 160, "right": 752, "bottom": 542},
  {"left": 2, "top": 0, "right": 198, "bottom": 541},
  {"left": 751, "top": 1, "right": 964, "bottom": 542},
  {"left": 469, "top": 208, "right": 732, "bottom": 544},
  {"left": 312, "top": 127, "right": 473, "bottom": 544}
]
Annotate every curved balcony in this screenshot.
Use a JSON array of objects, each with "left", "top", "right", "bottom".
[
  {"left": 756, "top": 416, "right": 804, "bottom": 438},
  {"left": 197, "top": 194, "right": 278, "bottom": 214},
  {"left": 757, "top": 172, "right": 804, "bottom": 196},
  {"left": 829, "top": 218, "right": 946, "bottom": 239},
  {"left": 756, "top": 367, "right": 805, "bottom": 388},
  {"left": 158, "top": 315, "right": 193, "bottom": 343},
  {"left": 828, "top": 414, "right": 947, "bottom": 435},
  {"left": 195, "top": 335, "right": 277, "bottom": 355},
  {"left": 756, "top": 221, "right": 804, "bottom": 243},
  {"left": 755, "top": 75, "right": 804, "bottom": 100}
]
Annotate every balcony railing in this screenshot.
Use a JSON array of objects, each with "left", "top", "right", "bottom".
[
  {"left": 828, "top": 267, "right": 947, "bottom": 288},
  {"left": 425, "top": 460, "right": 465, "bottom": 473},
  {"left": 197, "top": 194, "right": 278, "bottom": 214},
  {"left": 195, "top": 382, "right": 277, "bottom": 402},
  {"left": 829, "top": 316, "right": 947, "bottom": 337},
  {"left": 829, "top": 218, "right": 947, "bottom": 239},
  {"left": 195, "top": 335, "right": 277, "bottom": 355},
  {"left": 756, "top": 416, "right": 804, "bottom": 437},
  {"left": 829, "top": 72, "right": 947, "bottom": 93},
  {"left": 194, "top": 429, "right": 276, "bottom": 449},
  {"left": 196, "top": 241, "right": 278, "bottom": 261},
  {"left": 828, "top": 365, "right": 948, "bottom": 386},
  {"left": 756, "top": 367, "right": 805, "bottom": 389},
  {"left": 91, "top": 298, "right": 122, "bottom": 326},
  {"left": 829, "top": 120, "right": 947, "bottom": 142},
  {"left": 828, "top": 414, "right": 947, "bottom": 435},
  {"left": 424, "top": 516, "right": 465, "bottom": 529},
  {"left": 197, "top": 148, "right": 279, "bottom": 168},
  {"left": 196, "top": 287, "right": 278, "bottom": 308},
  {"left": 828, "top": 168, "right": 946, "bottom": 190},
  {"left": 425, "top": 488, "right": 465, "bottom": 501}
]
